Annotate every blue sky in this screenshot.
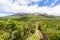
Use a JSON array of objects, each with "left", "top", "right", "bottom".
[{"left": 0, "top": 0, "right": 60, "bottom": 16}]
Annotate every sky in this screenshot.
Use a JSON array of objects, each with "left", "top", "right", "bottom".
[{"left": 0, "top": 0, "right": 60, "bottom": 16}]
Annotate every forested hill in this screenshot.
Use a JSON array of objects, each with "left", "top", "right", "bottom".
[{"left": 0, "top": 13, "right": 60, "bottom": 40}]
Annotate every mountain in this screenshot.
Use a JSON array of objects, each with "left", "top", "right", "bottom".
[{"left": 0, "top": 13, "right": 56, "bottom": 21}]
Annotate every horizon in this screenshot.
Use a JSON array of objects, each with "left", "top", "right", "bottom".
[{"left": 0, "top": 0, "right": 60, "bottom": 16}]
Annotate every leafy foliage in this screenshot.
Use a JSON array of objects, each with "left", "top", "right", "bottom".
[{"left": 0, "top": 14, "right": 60, "bottom": 40}]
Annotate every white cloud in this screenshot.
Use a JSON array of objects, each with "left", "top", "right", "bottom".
[
  {"left": 55, "top": 0, "right": 58, "bottom": 2},
  {"left": 15, "top": 0, "right": 30, "bottom": 6},
  {"left": 30, "top": 0, "right": 43, "bottom": 2},
  {"left": 44, "top": 0, "right": 48, "bottom": 4},
  {"left": 0, "top": 13, "right": 11, "bottom": 17},
  {"left": 0, "top": 13, "right": 6, "bottom": 17},
  {"left": 0, "top": 0, "right": 12, "bottom": 6},
  {"left": 50, "top": 0, "right": 58, "bottom": 7},
  {"left": 0, "top": 0, "right": 60, "bottom": 16},
  {"left": 50, "top": 3, "right": 55, "bottom": 7},
  {"left": 49, "top": 5, "right": 60, "bottom": 16},
  {"left": 14, "top": 0, "right": 42, "bottom": 6}
]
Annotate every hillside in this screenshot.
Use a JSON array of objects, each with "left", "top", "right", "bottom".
[
  {"left": 0, "top": 13, "right": 60, "bottom": 27},
  {"left": 0, "top": 13, "right": 60, "bottom": 40},
  {"left": 0, "top": 13, "right": 56, "bottom": 20},
  {"left": 0, "top": 13, "right": 60, "bottom": 28}
]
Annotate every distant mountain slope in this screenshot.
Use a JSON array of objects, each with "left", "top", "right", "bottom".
[
  {"left": 0, "top": 13, "right": 60, "bottom": 21},
  {"left": 0, "top": 13, "right": 60, "bottom": 28}
]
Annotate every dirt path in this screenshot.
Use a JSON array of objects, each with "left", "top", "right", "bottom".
[
  {"left": 26, "top": 22, "right": 43, "bottom": 40},
  {"left": 35, "top": 30, "right": 43, "bottom": 40}
]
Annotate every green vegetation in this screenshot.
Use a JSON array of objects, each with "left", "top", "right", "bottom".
[{"left": 0, "top": 14, "right": 60, "bottom": 40}]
